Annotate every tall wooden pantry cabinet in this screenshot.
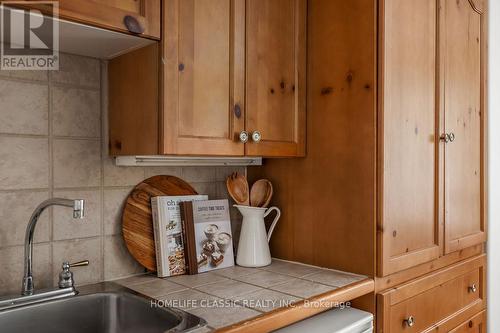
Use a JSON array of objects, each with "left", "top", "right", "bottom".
[{"left": 248, "top": 0, "right": 487, "bottom": 331}]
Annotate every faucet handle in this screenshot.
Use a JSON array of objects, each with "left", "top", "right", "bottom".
[
  {"left": 59, "top": 259, "right": 89, "bottom": 289},
  {"left": 68, "top": 260, "right": 89, "bottom": 268}
]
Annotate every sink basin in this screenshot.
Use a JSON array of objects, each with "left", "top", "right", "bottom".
[{"left": 0, "top": 282, "right": 206, "bottom": 333}]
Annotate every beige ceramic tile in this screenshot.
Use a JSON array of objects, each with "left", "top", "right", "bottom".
[
  {"left": 103, "top": 235, "right": 144, "bottom": 280},
  {"left": 301, "top": 269, "right": 365, "bottom": 287},
  {"left": 233, "top": 270, "right": 295, "bottom": 288},
  {"left": 234, "top": 289, "right": 300, "bottom": 312},
  {"left": 0, "top": 191, "right": 50, "bottom": 247},
  {"left": 127, "top": 279, "right": 187, "bottom": 298},
  {"left": 114, "top": 274, "right": 157, "bottom": 287},
  {"left": 52, "top": 86, "right": 100, "bottom": 138},
  {"left": 195, "top": 279, "right": 262, "bottom": 299},
  {"left": 261, "top": 259, "right": 322, "bottom": 278},
  {"left": 154, "top": 289, "right": 221, "bottom": 310},
  {"left": 0, "top": 79, "right": 48, "bottom": 135},
  {"left": 187, "top": 304, "right": 260, "bottom": 329},
  {"left": 0, "top": 136, "right": 49, "bottom": 190},
  {"left": 144, "top": 166, "right": 183, "bottom": 179},
  {"left": 190, "top": 182, "right": 217, "bottom": 198},
  {"left": 213, "top": 266, "right": 259, "bottom": 278},
  {"left": 269, "top": 278, "right": 333, "bottom": 299},
  {"left": 103, "top": 188, "right": 132, "bottom": 235},
  {"left": 53, "top": 139, "right": 101, "bottom": 188},
  {"left": 0, "top": 69, "right": 48, "bottom": 81},
  {"left": 215, "top": 167, "right": 246, "bottom": 182},
  {"left": 0, "top": 244, "right": 51, "bottom": 297},
  {"left": 103, "top": 157, "right": 145, "bottom": 187},
  {"left": 52, "top": 190, "right": 101, "bottom": 240},
  {"left": 167, "top": 272, "right": 230, "bottom": 288},
  {"left": 216, "top": 181, "right": 238, "bottom": 201},
  {"left": 50, "top": 53, "right": 100, "bottom": 88},
  {"left": 182, "top": 167, "right": 216, "bottom": 183},
  {"left": 52, "top": 237, "right": 103, "bottom": 286}
]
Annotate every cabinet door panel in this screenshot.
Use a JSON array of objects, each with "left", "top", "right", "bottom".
[
  {"left": 163, "top": 0, "right": 245, "bottom": 156},
  {"left": 245, "top": 0, "right": 306, "bottom": 157},
  {"left": 56, "top": 0, "right": 160, "bottom": 38},
  {"left": 442, "top": 0, "right": 486, "bottom": 254},
  {"left": 378, "top": 0, "right": 439, "bottom": 276}
]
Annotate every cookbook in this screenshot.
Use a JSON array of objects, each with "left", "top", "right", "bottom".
[
  {"left": 151, "top": 195, "right": 208, "bottom": 277},
  {"left": 180, "top": 199, "right": 235, "bottom": 274}
]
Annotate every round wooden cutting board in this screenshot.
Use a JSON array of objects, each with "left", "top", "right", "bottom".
[{"left": 122, "top": 175, "right": 197, "bottom": 271}]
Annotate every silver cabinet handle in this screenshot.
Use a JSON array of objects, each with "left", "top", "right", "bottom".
[
  {"left": 468, "top": 283, "right": 477, "bottom": 293},
  {"left": 404, "top": 316, "right": 415, "bottom": 328},
  {"left": 251, "top": 131, "right": 262, "bottom": 143},
  {"left": 440, "top": 133, "right": 455, "bottom": 143},
  {"left": 239, "top": 131, "right": 249, "bottom": 143},
  {"left": 440, "top": 133, "right": 450, "bottom": 143}
]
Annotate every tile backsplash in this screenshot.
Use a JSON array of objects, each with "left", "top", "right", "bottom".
[{"left": 0, "top": 53, "right": 244, "bottom": 296}]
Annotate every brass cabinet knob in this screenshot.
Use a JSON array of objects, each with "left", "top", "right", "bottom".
[
  {"left": 448, "top": 132, "right": 456, "bottom": 142},
  {"left": 252, "top": 131, "right": 262, "bottom": 143},
  {"left": 404, "top": 316, "right": 415, "bottom": 328},
  {"left": 468, "top": 283, "right": 477, "bottom": 293},
  {"left": 239, "top": 131, "right": 249, "bottom": 143}
]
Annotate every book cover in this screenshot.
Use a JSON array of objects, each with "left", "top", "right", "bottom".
[
  {"left": 151, "top": 195, "right": 208, "bottom": 277},
  {"left": 181, "top": 199, "right": 235, "bottom": 274}
]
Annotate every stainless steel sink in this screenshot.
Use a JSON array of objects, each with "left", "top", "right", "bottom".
[{"left": 0, "top": 282, "right": 206, "bottom": 333}]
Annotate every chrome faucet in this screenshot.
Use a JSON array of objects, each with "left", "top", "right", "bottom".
[{"left": 22, "top": 198, "right": 85, "bottom": 296}]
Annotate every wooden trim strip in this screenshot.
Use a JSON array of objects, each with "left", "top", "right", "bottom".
[{"left": 215, "top": 278, "right": 374, "bottom": 333}]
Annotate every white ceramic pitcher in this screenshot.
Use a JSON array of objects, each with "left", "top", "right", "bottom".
[{"left": 234, "top": 205, "right": 281, "bottom": 267}]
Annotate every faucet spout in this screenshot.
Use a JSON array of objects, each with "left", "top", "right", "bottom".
[{"left": 22, "top": 198, "right": 85, "bottom": 296}]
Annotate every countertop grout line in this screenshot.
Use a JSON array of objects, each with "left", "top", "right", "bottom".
[{"left": 112, "top": 264, "right": 374, "bottom": 333}]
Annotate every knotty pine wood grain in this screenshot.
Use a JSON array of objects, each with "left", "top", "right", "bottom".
[{"left": 248, "top": 0, "right": 377, "bottom": 277}]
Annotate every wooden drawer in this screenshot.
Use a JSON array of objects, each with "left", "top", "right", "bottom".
[
  {"left": 448, "top": 311, "right": 486, "bottom": 333},
  {"left": 377, "top": 255, "right": 486, "bottom": 332},
  {"left": 425, "top": 310, "right": 487, "bottom": 333}
]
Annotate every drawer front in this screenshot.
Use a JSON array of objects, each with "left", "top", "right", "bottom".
[
  {"left": 389, "top": 269, "right": 479, "bottom": 331},
  {"left": 448, "top": 311, "right": 486, "bottom": 333},
  {"left": 377, "top": 255, "right": 485, "bottom": 333}
]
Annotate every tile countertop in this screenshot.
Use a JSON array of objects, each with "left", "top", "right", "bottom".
[{"left": 114, "top": 259, "right": 375, "bottom": 333}]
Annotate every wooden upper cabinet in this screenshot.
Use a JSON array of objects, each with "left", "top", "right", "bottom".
[
  {"left": 441, "top": 0, "right": 486, "bottom": 254},
  {"left": 161, "top": 0, "right": 245, "bottom": 156},
  {"left": 245, "top": 0, "right": 307, "bottom": 157},
  {"left": 378, "top": 0, "right": 440, "bottom": 276},
  {"left": 56, "top": 0, "right": 160, "bottom": 39},
  {"left": 109, "top": 0, "right": 306, "bottom": 157}
]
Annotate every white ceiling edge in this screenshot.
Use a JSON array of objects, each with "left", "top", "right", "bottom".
[
  {"left": 114, "top": 156, "right": 263, "bottom": 167},
  {"left": 1, "top": 6, "right": 155, "bottom": 59}
]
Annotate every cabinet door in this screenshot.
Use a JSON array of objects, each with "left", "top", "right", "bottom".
[
  {"left": 56, "top": 0, "right": 160, "bottom": 39},
  {"left": 245, "top": 0, "right": 306, "bottom": 157},
  {"left": 378, "top": 0, "right": 440, "bottom": 276},
  {"left": 162, "top": 0, "right": 245, "bottom": 156},
  {"left": 442, "top": 0, "right": 486, "bottom": 254}
]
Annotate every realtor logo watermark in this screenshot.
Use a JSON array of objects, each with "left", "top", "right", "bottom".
[{"left": 0, "top": 1, "right": 59, "bottom": 70}]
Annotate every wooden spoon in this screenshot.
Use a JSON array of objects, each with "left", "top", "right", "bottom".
[
  {"left": 226, "top": 172, "right": 250, "bottom": 205},
  {"left": 250, "top": 179, "right": 273, "bottom": 208}
]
